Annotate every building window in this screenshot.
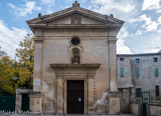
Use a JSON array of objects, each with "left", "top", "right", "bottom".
[
  {"left": 155, "top": 86, "right": 160, "bottom": 96},
  {"left": 154, "top": 68, "right": 159, "bottom": 77},
  {"left": 120, "top": 67, "right": 125, "bottom": 77},
  {"left": 154, "top": 57, "right": 158, "bottom": 62},
  {"left": 135, "top": 59, "right": 140, "bottom": 63},
  {"left": 135, "top": 67, "right": 140, "bottom": 78},
  {"left": 136, "top": 88, "right": 142, "bottom": 97},
  {"left": 120, "top": 58, "right": 124, "bottom": 62},
  {"left": 71, "top": 37, "right": 80, "bottom": 45}
]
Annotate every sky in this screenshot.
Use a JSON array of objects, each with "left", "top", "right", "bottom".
[{"left": 0, "top": 0, "right": 161, "bottom": 58}]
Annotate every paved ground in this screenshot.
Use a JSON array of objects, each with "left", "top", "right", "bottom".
[{"left": 0, "top": 114, "right": 135, "bottom": 116}]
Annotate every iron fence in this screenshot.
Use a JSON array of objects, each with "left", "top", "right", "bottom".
[{"left": 132, "top": 91, "right": 161, "bottom": 104}]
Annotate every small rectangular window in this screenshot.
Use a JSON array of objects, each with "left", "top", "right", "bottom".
[
  {"left": 136, "top": 88, "right": 142, "bottom": 97},
  {"left": 155, "top": 86, "right": 160, "bottom": 96},
  {"left": 135, "top": 59, "right": 140, "bottom": 63},
  {"left": 154, "top": 68, "right": 159, "bottom": 77},
  {"left": 120, "top": 58, "right": 124, "bottom": 62},
  {"left": 154, "top": 58, "right": 158, "bottom": 62},
  {"left": 135, "top": 67, "right": 140, "bottom": 78},
  {"left": 120, "top": 67, "right": 125, "bottom": 77}
]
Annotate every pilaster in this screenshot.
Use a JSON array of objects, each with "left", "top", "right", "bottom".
[
  {"left": 56, "top": 78, "right": 64, "bottom": 114},
  {"left": 87, "top": 74, "right": 95, "bottom": 114},
  {"left": 108, "top": 38, "right": 120, "bottom": 114},
  {"left": 108, "top": 38, "right": 118, "bottom": 92},
  {"left": 33, "top": 37, "right": 43, "bottom": 92}
]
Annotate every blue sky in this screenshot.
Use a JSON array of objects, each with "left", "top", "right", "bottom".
[{"left": 0, "top": 0, "right": 161, "bottom": 58}]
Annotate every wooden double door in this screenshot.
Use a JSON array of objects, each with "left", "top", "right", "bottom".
[{"left": 67, "top": 80, "right": 84, "bottom": 114}]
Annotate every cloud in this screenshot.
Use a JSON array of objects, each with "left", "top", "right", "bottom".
[
  {"left": 8, "top": 1, "right": 41, "bottom": 17},
  {"left": 140, "top": 14, "right": 158, "bottom": 32},
  {"left": 142, "top": 0, "right": 161, "bottom": 10},
  {"left": 90, "top": 0, "right": 137, "bottom": 20},
  {"left": 128, "top": 14, "right": 158, "bottom": 33},
  {"left": 135, "top": 30, "right": 143, "bottom": 35},
  {"left": 41, "top": 0, "right": 55, "bottom": 5},
  {"left": 117, "top": 39, "right": 132, "bottom": 54},
  {"left": 117, "top": 27, "right": 132, "bottom": 54},
  {"left": 0, "top": 20, "right": 27, "bottom": 58},
  {"left": 158, "top": 16, "right": 161, "bottom": 24},
  {"left": 40, "top": 0, "right": 55, "bottom": 14},
  {"left": 157, "top": 28, "right": 161, "bottom": 33},
  {"left": 143, "top": 48, "right": 160, "bottom": 53}
]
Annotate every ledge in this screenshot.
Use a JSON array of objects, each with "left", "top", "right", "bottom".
[
  {"left": 50, "top": 64, "right": 101, "bottom": 68},
  {"left": 29, "top": 24, "right": 122, "bottom": 29}
]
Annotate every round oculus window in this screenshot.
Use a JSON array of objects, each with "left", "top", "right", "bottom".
[{"left": 71, "top": 37, "right": 80, "bottom": 45}]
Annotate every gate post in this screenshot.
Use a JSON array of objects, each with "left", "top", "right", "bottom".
[
  {"left": 15, "top": 88, "right": 32, "bottom": 112},
  {"left": 15, "top": 93, "right": 22, "bottom": 112}
]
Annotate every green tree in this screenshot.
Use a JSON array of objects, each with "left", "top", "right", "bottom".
[
  {"left": 16, "top": 34, "right": 34, "bottom": 88},
  {"left": 0, "top": 47, "right": 16, "bottom": 95}
]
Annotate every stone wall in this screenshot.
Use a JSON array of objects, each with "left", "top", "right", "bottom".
[
  {"left": 130, "top": 103, "right": 141, "bottom": 116},
  {"left": 119, "top": 88, "right": 131, "bottom": 113},
  {"left": 149, "top": 104, "right": 161, "bottom": 116},
  {"left": 39, "top": 29, "right": 110, "bottom": 114},
  {"left": 130, "top": 103, "right": 161, "bottom": 116}
]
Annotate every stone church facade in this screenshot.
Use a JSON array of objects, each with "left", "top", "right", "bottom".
[{"left": 27, "top": 1, "right": 124, "bottom": 115}]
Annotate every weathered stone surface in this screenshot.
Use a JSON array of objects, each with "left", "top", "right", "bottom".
[
  {"left": 119, "top": 89, "right": 131, "bottom": 113},
  {"left": 117, "top": 53, "right": 161, "bottom": 103},
  {"left": 149, "top": 104, "right": 161, "bottom": 116},
  {"left": 29, "top": 93, "right": 43, "bottom": 113},
  {"left": 94, "top": 92, "right": 109, "bottom": 114},
  {"left": 108, "top": 92, "right": 121, "bottom": 114},
  {"left": 26, "top": 1, "right": 124, "bottom": 115}
]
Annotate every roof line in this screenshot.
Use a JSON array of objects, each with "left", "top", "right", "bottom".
[{"left": 117, "top": 53, "right": 161, "bottom": 56}]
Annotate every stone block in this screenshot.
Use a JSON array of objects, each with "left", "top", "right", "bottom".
[
  {"left": 29, "top": 93, "right": 43, "bottom": 113},
  {"left": 108, "top": 92, "right": 121, "bottom": 114}
]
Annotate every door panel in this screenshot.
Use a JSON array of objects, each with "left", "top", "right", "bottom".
[
  {"left": 67, "top": 80, "right": 84, "bottom": 114},
  {"left": 22, "top": 94, "right": 29, "bottom": 111}
]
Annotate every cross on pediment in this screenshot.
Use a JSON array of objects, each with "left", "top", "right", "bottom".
[{"left": 72, "top": 1, "right": 80, "bottom": 7}]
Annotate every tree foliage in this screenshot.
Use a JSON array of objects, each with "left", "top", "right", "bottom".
[
  {"left": 0, "top": 34, "right": 34, "bottom": 95},
  {"left": 0, "top": 47, "right": 15, "bottom": 95},
  {"left": 16, "top": 34, "right": 34, "bottom": 88}
]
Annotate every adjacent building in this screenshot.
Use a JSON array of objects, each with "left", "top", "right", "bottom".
[{"left": 117, "top": 52, "right": 161, "bottom": 112}]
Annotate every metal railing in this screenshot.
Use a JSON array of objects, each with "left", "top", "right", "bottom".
[{"left": 132, "top": 91, "right": 161, "bottom": 105}]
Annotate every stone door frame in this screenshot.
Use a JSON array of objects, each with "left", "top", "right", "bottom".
[
  {"left": 50, "top": 64, "right": 100, "bottom": 115},
  {"left": 63, "top": 77, "right": 88, "bottom": 114}
]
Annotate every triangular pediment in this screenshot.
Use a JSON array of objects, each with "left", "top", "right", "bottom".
[
  {"left": 27, "top": 6, "right": 124, "bottom": 25},
  {"left": 46, "top": 13, "right": 106, "bottom": 25},
  {"left": 27, "top": 2, "right": 124, "bottom": 33}
]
